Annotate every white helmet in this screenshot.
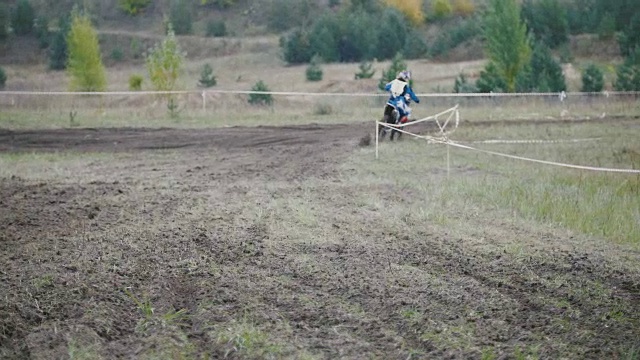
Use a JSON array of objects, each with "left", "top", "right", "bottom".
[{"left": 397, "top": 70, "right": 411, "bottom": 81}]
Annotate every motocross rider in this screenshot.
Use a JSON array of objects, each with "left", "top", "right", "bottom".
[{"left": 383, "top": 70, "right": 420, "bottom": 124}]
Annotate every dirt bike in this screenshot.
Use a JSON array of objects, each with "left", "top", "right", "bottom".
[{"left": 378, "top": 97, "right": 411, "bottom": 142}]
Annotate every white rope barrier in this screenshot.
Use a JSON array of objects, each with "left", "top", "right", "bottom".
[
  {"left": 448, "top": 141, "right": 640, "bottom": 174},
  {"left": 376, "top": 121, "right": 640, "bottom": 174},
  {"left": 1, "top": 90, "right": 640, "bottom": 97},
  {"left": 466, "top": 138, "right": 602, "bottom": 144}
]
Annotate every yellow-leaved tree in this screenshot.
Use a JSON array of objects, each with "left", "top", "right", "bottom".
[
  {"left": 383, "top": 0, "right": 424, "bottom": 26},
  {"left": 66, "top": 12, "right": 106, "bottom": 92},
  {"left": 453, "top": 0, "right": 475, "bottom": 17}
]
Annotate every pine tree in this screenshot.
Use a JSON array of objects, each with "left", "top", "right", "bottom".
[
  {"left": 49, "top": 16, "right": 70, "bottom": 70},
  {"left": 11, "top": 0, "right": 35, "bottom": 36},
  {"left": 483, "top": 0, "right": 531, "bottom": 92},
  {"left": 581, "top": 64, "right": 604, "bottom": 92},
  {"left": 66, "top": 12, "right": 106, "bottom": 91},
  {"left": 198, "top": 63, "right": 217, "bottom": 87},
  {"left": 0, "top": 4, "right": 9, "bottom": 41},
  {"left": 378, "top": 52, "right": 407, "bottom": 90}
]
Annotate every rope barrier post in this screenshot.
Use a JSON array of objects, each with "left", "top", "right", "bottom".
[
  {"left": 447, "top": 141, "right": 450, "bottom": 179},
  {"left": 375, "top": 121, "right": 379, "bottom": 159}
]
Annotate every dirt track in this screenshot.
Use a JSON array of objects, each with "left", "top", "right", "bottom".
[{"left": 1, "top": 123, "right": 639, "bottom": 359}]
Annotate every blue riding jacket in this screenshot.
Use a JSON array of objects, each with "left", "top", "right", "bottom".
[{"left": 384, "top": 79, "right": 420, "bottom": 117}]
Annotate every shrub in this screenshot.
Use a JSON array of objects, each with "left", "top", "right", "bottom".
[
  {"left": 355, "top": 61, "right": 375, "bottom": 79},
  {"left": 129, "top": 74, "right": 143, "bottom": 90},
  {"left": 248, "top": 80, "right": 273, "bottom": 106},
  {"left": 118, "top": 0, "right": 151, "bottom": 16},
  {"left": 305, "top": 55, "right": 323, "bottom": 82},
  {"left": 110, "top": 48, "right": 124, "bottom": 62},
  {"left": 581, "top": 64, "right": 604, "bottom": 92},
  {"left": 378, "top": 52, "right": 407, "bottom": 90},
  {"left": 431, "top": 0, "right": 453, "bottom": 20},
  {"left": 170, "top": 0, "right": 193, "bottom": 35},
  {"left": 206, "top": 20, "right": 226, "bottom": 37},
  {"left": 313, "top": 102, "right": 333, "bottom": 115},
  {"left": 0, "top": 66, "right": 7, "bottom": 89},
  {"left": 130, "top": 38, "right": 142, "bottom": 59},
  {"left": 453, "top": 72, "right": 477, "bottom": 93},
  {"left": 198, "top": 63, "right": 217, "bottom": 87},
  {"left": 11, "top": 0, "right": 35, "bottom": 36}
]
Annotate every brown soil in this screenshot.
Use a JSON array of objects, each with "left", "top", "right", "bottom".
[{"left": 1, "top": 123, "right": 639, "bottom": 359}]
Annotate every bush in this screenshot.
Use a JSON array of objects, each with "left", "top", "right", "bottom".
[
  {"left": 378, "top": 52, "right": 407, "bottom": 90},
  {"left": 11, "top": 0, "right": 35, "bottom": 36},
  {"left": 170, "top": 0, "right": 193, "bottom": 35},
  {"left": 305, "top": 56, "right": 323, "bottom": 82},
  {"left": 248, "top": 80, "right": 273, "bottom": 106},
  {"left": 431, "top": 0, "right": 453, "bottom": 20},
  {"left": 118, "top": 0, "right": 151, "bottom": 15},
  {"left": 581, "top": 64, "right": 604, "bottom": 92},
  {"left": 453, "top": 72, "right": 477, "bottom": 93},
  {"left": 205, "top": 20, "right": 226, "bottom": 37},
  {"left": 129, "top": 74, "right": 143, "bottom": 90},
  {"left": 0, "top": 66, "right": 7, "bottom": 89},
  {"left": 355, "top": 61, "right": 375, "bottom": 79},
  {"left": 198, "top": 63, "right": 217, "bottom": 87},
  {"left": 110, "top": 48, "right": 124, "bottom": 62}
]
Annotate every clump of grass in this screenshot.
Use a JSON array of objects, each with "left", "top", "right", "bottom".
[
  {"left": 213, "top": 318, "right": 282, "bottom": 358},
  {"left": 494, "top": 172, "right": 639, "bottom": 244}
]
